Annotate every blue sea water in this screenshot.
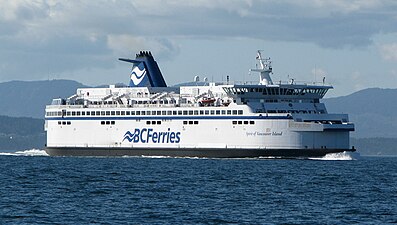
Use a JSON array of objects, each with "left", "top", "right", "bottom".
[{"left": 0, "top": 150, "right": 396, "bottom": 224}]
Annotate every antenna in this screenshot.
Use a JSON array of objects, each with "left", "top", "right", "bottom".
[{"left": 314, "top": 64, "right": 317, "bottom": 84}]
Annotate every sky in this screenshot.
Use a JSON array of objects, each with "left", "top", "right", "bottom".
[{"left": 1, "top": 0, "right": 397, "bottom": 97}]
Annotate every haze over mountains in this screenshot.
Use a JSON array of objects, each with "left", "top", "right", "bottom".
[
  {"left": 323, "top": 88, "right": 397, "bottom": 138},
  {"left": 0, "top": 79, "right": 396, "bottom": 155},
  {"left": 0, "top": 80, "right": 87, "bottom": 119}
]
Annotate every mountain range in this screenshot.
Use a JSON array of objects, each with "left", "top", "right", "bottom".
[
  {"left": 0, "top": 80, "right": 88, "bottom": 119},
  {"left": 323, "top": 88, "right": 397, "bottom": 138}
]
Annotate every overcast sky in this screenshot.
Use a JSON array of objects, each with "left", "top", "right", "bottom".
[{"left": 1, "top": 0, "right": 397, "bottom": 97}]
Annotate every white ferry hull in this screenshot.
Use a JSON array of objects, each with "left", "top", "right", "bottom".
[{"left": 44, "top": 51, "right": 356, "bottom": 158}]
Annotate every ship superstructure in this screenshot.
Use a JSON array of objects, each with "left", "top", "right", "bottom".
[{"left": 45, "top": 51, "right": 355, "bottom": 157}]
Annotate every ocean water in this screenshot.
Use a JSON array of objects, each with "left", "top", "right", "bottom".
[{"left": 0, "top": 150, "right": 396, "bottom": 224}]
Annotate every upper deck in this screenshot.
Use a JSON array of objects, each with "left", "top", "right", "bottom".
[{"left": 45, "top": 50, "right": 334, "bottom": 117}]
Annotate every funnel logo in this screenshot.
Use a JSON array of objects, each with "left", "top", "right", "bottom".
[
  {"left": 130, "top": 62, "right": 147, "bottom": 86},
  {"left": 123, "top": 128, "right": 181, "bottom": 144}
]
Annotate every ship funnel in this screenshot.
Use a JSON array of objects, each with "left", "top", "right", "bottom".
[{"left": 119, "top": 51, "right": 167, "bottom": 87}]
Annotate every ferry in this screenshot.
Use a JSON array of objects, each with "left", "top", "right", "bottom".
[{"left": 44, "top": 50, "right": 355, "bottom": 157}]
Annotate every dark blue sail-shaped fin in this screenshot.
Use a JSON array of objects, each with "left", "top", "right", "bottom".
[{"left": 119, "top": 51, "right": 167, "bottom": 87}]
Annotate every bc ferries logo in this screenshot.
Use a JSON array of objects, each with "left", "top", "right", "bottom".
[
  {"left": 123, "top": 128, "right": 181, "bottom": 144},
  {"left": 130, "top": 62, "right": 147, "bottom": 86}
]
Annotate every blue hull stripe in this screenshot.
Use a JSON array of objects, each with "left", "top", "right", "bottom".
[{"left": 46, "top": 116, "right": 290, "bottom": 121}]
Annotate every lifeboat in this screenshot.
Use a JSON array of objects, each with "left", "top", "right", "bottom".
[{"left": 199, "top": 97, "right": 216, "bottom": 106}]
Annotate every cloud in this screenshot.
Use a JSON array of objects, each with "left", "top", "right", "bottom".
[
  {"left": 380, "top": 43, "right": 397, "bottom": 62},
  {"left": 0, "top": 0, "right": 397, "bottom": 82}
]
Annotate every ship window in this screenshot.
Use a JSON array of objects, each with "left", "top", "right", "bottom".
[
  {"left": 167, "top": 111, "right": 172, "bottom": 115},
  {"left": 238, "top": 110, "right": 243, "bottom": 115},
  {"left": 111, "top": 111, "right": 115, "bottom": 115},
  {"left": 244, "top": 121, "right": 249, "bottom": 125},
  {"left": 101, "top": 111, "right": 105, "bottom": 116},
  {"left": 141, "top": 111, "right": 146, "bottom": 115},
  {"left": 173, "top": 111, "right": 177, "bottom": 115},
  {"left": 157, "top": 111, "right": 162, "bottom": 115},
  {"left": 82, "top": 111, "right": 85, "bottom": 116},
  {"left": 58, "top": 111, "right": 62, "bottom": 116},
  {"left": 194, "top": 110, "right": 198, "bottom": 115},
  {"left": 152, "top": 121, "right": 156, "bottom": 124},
  {"left": 210, "top": 110, "right": 214, "bottom": 115},
  {"left": 147, "top": 121, "right": 150, "bottom": 125},
  {"left": 227, "top": 110, "right": 231, "bottom": 115},
  {"left": 183, "top": 110, "right": 188, "bottom": 115},
  {"left": 77, "top": 111, "right": 81, "bottom": 116},
  {"left": 232, "top": 110, "right": 237, "bottom": 115},
  {"left": 101, "top": 121, "right": 105, "bottom": 125},
  {"left": 216, "top": 110, "right": 220, "bottom": 115},
  {"left": 67, "top": 121, "right": 71, "bottom": 125},
  {"left": 232, "top": 121, "right": 237, "bottom": 125},
  {"left": 162, "top": 111, "right": 166, "bottom": 115},
  {"left": 188, "top": 110, "right": 193, "bottom": 115},
  {"left": 250, "top": 121, "right": 255, "bottom": 125},
  {"left": 147, "top": 111, "right": 152, "bottom": 115},
  {"left": 128, "top": 111, "right": 132, "bottom": 115},
  {"left": 205, "top": 110, "right": 209, "bottom": 115},
  {"left": 238, "top": 121, "right": 242, "bottom": 125},
  {"left": 66, "top": 112, "right": 71, "bottom": 116},
  {"left": 189, "top": 121, "right": 194, "bottom": 125},
  {"left": 157, "top": 121, "right": 161, "bottom": 125},
  {"left": 136, "top": 111, "right": 140, "bottom": 115},
  {"left": 183, "top": 121, "right": 188, "bottom": 125},
  {"left": 58, "top": 121, "right": 61, "bottom": 125},
  {"left": 116, "top": 111, "right": 120, "bottom": 116},
  {"left": 222, "top": 110, "right": 226, "bottom": 115},
  {"left": 121, "top": 111, "right": 125, "bottom": 115},
  {"left": 96, "top": 111, "right": 100, "bottom": 116},
  {"left": 178, "top": 111, "right": 182, "bottom": 115},
  {"left": 200, "top": 110, "right": 204, "bottom": 115},
  {"left": 111, "top": 121, "right": 115, "bottom": 125},
  {"left": 72, "top": 111, "right": 76, "bottom": 116},
  {"left": 62, "top": 121, "right": 66, "bottom": 125},
  {"left": 194, "top": 121, "right": 199, "bottom": 125}
]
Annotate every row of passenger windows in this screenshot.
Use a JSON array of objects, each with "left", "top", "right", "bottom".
[
  {"left": 100, "top": 121, "right": 115, "bottom": 125},
  {"left": 146, "top": 121, "right": 162, "bottom": 125},
  {"left": 57, "top": 121, "right": 71, "bottom": 125},
  {"left": 232, "top": 121, "right": 255, "bottom": 125},
  {"left": 228, "top": 87, "right": 328, "bottom": 96},
  {"left": 47, "top": 109, "right": 244, "bottom": 117},
  {"left": 183, "top": 121, "right": 199, "bottom": 125},
  {"left": 255, "top": 109, "right": 325, "bottom": 114}
]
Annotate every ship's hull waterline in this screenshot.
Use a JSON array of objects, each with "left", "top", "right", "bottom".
[{"left": 45, "top": 147, "right": 356, "bottom": 158}]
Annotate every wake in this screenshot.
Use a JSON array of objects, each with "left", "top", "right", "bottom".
[
  {"left": 310, "top": 151, "right": 360, "bottom": 161},
  {"left": 0, "top": 149, "right": 49, "bottom": 157}
]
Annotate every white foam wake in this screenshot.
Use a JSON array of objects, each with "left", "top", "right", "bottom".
[
  {"left": 0, "top": 149, "right": 49, "bottom": 157},
  {"left": 310, "top": 151, "right": 360, "bottom": 161}
]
